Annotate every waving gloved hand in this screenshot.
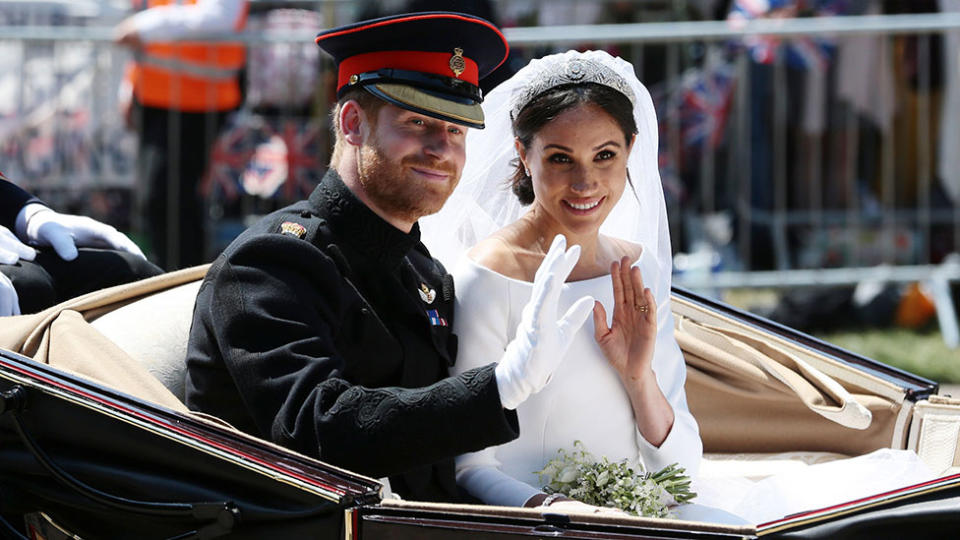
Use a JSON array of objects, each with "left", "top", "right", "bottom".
[
  {"left": 495, "top": 235, "right": 595, "bottom": 410},
  {"left": 19, "top": 203, "right": 146, "bottom": 262}
]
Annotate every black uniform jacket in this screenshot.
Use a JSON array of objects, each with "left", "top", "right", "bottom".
[
  {"left": 185, "top": 170, "right": 519, "bottom": 502},
  {"left": 1, "top": 179, "right": 42, "bottom": 229}
]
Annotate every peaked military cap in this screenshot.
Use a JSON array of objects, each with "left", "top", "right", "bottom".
[{"left": 315, "top": 11, "right": 508, "bottom": 129}]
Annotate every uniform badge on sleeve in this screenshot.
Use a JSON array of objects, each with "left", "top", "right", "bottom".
[
  {"left": 418, "top": 283, "right": 436, "bottom": 304},
  {"left": 426, "top": 309, "right": 448, "bottom": 327},
  {"left": 279, "top": 221, "right": 307, "bottom": 239}
]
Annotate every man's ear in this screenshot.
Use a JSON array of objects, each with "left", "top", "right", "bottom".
[{"left": 339, "top": 100, "right": 367, "bottom": 147}]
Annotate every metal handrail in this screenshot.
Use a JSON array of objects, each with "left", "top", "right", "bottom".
[
  {"left": 506, "top": 12, "right": 960, "bottom": 44},
  {"left": 676, "top": 263, "right": 960, "bottom": 290},
  {"left": 0, "top": 12, "right": 959, "bottom": 43}
]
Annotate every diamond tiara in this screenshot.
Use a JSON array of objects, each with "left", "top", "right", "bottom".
[{"left": 509, "top": 57, "right": 637, "bottom": 121}]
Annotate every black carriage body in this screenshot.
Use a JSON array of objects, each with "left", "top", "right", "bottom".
[
  {"left": 0, "top": 290, "right": 958, "bottom": 539},
  {"left": 0, "top": 349, "right": 379, "bottom": 539}
]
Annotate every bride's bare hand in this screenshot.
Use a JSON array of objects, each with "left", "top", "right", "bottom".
[{"left": 593, "top": 256, "right": 657, "bottom": 382}]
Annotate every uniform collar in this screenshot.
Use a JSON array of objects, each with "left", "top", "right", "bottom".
[{"left": 309, "top": 169, "right": 421, "bottom": 267}]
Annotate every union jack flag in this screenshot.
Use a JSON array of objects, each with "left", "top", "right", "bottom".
[
  {"left": 202, "top": 113, "right": 325, "bottom": 203},
  {"left": 653, "top": 55, "right": 737, "bottom": 156},
  {"left": 728, "top": 0, "right": 842, "bottom": 71},
  {"left": 677, "top": 61, "right": 737, "bottom": 150}
]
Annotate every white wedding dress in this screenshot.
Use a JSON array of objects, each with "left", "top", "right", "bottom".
[
  {"left": 449, "top": 248, "right": 937, "bottom": 525},
  {"left": 451, "top": 246, "right": 702, "bottom": 508},
  {"left": 424, "top": 49, "right": 711, "bottom": 520}
]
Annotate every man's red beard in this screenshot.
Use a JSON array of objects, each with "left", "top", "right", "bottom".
[{"left": 356, "top": 142, "right": 459, "bottom": 224}]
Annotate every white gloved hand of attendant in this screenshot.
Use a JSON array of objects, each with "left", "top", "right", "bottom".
[
  {"left": 0, "top": 270, "right": 20, "bottom": 316},
  {"left": 17, "top": 203, "right": 146, "bottom": 262},
  {"left": 0, "top": 224, "right": 37, "bottom": 265},
  {"left": 0, "top": 225, "right": 36, "bottom": 316},
  {"left": 495, "top": 235, "right": 595, "bottom": 410}
]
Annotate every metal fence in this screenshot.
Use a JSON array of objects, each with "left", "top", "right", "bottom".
[{"left": 0, "top": 6, "right": 958, "bottom": 342}]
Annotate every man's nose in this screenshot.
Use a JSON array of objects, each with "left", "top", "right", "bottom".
[{"left": 423, "top": 128, "right": 454, "bottom": 159}]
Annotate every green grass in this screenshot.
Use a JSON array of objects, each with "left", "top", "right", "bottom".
[
  {"left": 720, "top": 288, "right": 960, "bottom": 384},
  {"left": 812, "top": 328, "right": 960, "bottom": 383}
]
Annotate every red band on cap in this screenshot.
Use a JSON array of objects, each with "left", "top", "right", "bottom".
[{"left": 337, "top": 50, "right": 479, "bottom": 90}]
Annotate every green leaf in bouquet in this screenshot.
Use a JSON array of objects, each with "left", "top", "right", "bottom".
[{"left": 534, "top": 440, "right": 696, "bottom": 517}]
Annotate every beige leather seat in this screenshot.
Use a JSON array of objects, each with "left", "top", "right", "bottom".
[{"left": 90, "top": 280, "right": 202, "bottom": 402}]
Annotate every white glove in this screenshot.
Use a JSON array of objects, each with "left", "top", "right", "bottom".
[
  {"left": 495, "top": 235, "right": 595, "bottom": 410},
  {"left": 0, "top": 224, "right": 36, "bottom": 316},
  {"left": 0, "top": 270, "right": 20, "bottom": 316},
  {"left": 0, "top": 224, "right": 37, "bottom": 265},
  {"left": 18, "top": 203, "right": 145, "bottom": 262}
]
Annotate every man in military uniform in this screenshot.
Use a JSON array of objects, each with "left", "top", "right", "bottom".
[{"left": 185, "top": 12, "right": 594, "bottom": 503}]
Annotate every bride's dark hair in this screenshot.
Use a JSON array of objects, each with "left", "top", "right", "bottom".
[{"left": 509, "top": 82, "right": 637, "bottom": 205}]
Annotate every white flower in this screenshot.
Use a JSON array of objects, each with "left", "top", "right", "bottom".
[{"left": 558, "top": 465, "right": 579, "bottom": 483}]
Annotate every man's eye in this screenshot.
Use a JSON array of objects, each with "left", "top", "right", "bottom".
[
  {"left": 411, "top": 118, "right": 425, "bottom": 126},
  {"left": 448, "top": 126, "right": 463, "bottom": 135}
]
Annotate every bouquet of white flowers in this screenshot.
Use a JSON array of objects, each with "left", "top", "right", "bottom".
[{"left": 535, "top": 441, "right": 695, "bottom": 518}]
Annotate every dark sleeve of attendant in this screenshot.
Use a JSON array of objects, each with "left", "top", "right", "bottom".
[
  {"left": 202, "top": 234, "right": 518, "bottom": 479},
  {"left": 0, "top": 179, "right": 43, "bottom": 230}
]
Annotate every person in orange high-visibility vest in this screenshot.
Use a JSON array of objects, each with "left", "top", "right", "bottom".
[{"left": 115, "top": 0, "right": 249, "bottom": 270}]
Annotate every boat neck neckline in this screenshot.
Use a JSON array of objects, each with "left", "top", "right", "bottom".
[{"left": 461, "top": 252, "right": 644, "bottom": 286}]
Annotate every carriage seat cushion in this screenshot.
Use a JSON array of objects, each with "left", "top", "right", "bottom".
[{"left": 90, "top": 280, "right": 202, "bottom": 402}]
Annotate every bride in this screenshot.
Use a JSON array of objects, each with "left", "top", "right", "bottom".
[
  {"left": 421, "top": 49, "right": 703, "bottom": 513},
  {"left": 422, "top": 49, "right": 938, "bottom": 524}
]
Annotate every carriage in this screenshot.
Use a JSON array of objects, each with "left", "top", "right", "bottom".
[{"left": 1, "top": 266, "right": 958, "bottom": 539}]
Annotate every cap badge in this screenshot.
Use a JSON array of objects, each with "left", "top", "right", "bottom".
[
  {"left": 419, "top": 283, "right": 437, "bottom": 304},
  {"left": 279, "top": 221, "right": 307, "bottom": 239},
  {"left": 449, "top": 47, "right": 466, "bottom": 78}
]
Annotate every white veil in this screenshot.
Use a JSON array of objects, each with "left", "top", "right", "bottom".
[{"left": 420, "top": 50, "right": 674, "bottom": 290}]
